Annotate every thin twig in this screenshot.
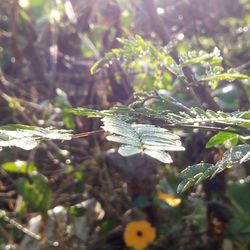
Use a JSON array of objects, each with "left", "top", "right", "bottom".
[
  {"left": 0, "top": 211, "right": 59, "bottom": 247},
  {"left": 72, "top": 130, "right": 103, "bottom": 139}
]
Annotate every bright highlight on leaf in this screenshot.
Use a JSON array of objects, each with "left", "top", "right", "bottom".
[
  {"left": 206, "top": 131, "right": 239, "bottom": 148},
  {"left": 2, "top": 161, "right": 37, "bottom": 175},
  {"left": 101, "top": 117, "right": 185, "bottom": 163},
  {"left": 0, "top": 124, "right": 72, "bottom": 151},
  {"left": 157, "top": 190, "right": 181, "bottom": 207}
]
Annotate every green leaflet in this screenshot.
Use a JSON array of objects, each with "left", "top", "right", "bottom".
[
  {"left": 102, "top": 117, "right": 185, "bottom": 163},
  {"left": 0, "top": 124, "right": 72, "bottom": 151}
]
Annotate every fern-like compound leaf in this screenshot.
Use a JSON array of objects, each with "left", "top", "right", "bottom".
[
  {"left": 0, "top": 124, "right": 72, "bottom": 151},
  {"left": 177, "top": 144, "right": 250, "bottom": 193},
  {"left": 101, "top": 117, "right": 185, "bottom": 163}
]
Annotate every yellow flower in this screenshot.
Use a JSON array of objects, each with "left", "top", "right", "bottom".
[
  {"left": 157, "top": 190, "right": 181, "bottom": 207},
  {"left": 123, "top": 220, "right": 156, "bottom": 250}
]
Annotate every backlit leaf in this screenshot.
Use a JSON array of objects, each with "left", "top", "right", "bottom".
[{"left": 102, "top": 117, "right": 185, "bottom": 163}]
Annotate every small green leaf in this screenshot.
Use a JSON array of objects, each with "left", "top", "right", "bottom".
[
  {"left": 16, "top": 174, "right": 52, "bottom": 213},
  {"left": 206, "top": 131, "right": 239, "bottom": 148},
  {"left": 2, "top": 161, "right": 37, "bottom": 175}
]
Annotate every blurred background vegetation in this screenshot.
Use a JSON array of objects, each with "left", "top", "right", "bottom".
[{"left": 0, "top": 0, "right": 250, "bottom": 249}]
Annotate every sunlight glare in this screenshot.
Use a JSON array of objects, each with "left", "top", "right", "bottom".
[
  {"left": 19, "top": 0, "right": 29, "bottom": 8},
  {"left": 157, "top": 8, "right": 165, "bottom": 15},
  {"left": 50, "top": 9, "right": 61, "bottom": 22},
  {"left": 222, "top": 85, "right": 233, "bottom": 94}
]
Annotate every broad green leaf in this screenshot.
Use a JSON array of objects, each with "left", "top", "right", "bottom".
[
  {"left": 206, "top": 131, "right": 239, "bottom": 148},
  {"left": 2, "top": 161, "right": 37, "bottom": 174},
  {"left": 16, "top": 173, "right": 51, "bottom": 213}
]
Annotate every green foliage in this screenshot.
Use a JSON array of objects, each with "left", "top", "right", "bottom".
[
  {"left": 226, "top": 180, "right": 250, "bottom": 240},
  {"left": 16, "top": 173, "right": 52, "bottom": 214},
  {"left": 66, "top": 90, "right": 249, "bottom": 182},
  {"left": 166, "top": 108, "right": 250, "bottom": 128},
  {"left": 1, "top": 161, "right": 37, "bottom": 175},
  {"left": 67, "top": 104, "right": 250, "bottom": 131},
  {"left": 206, "top": 131, "right": 239, "bottom": 148},
  {"left": 1, "top": 1, "right": 250, "bottom": 248},
  {"left": 0, "top": 124, "right": 72, "bottom": 151},
  {"left": 181, "top": 47, "right": 222, "bottom": 65},
  {"left": 227, "top": 180, "right": 250, "bottom": 214},
  {"left": 177, "top": 144, "right": 250, "bottom": 193},
  {"left": 91, "top": 35, "right": 172, "bottom": 74},
  {"left": 90, "top": 36, "right": 249, "bottom": 89},
  {"left": 102, "top": 117, "right": 185, "bottom": 163}
]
